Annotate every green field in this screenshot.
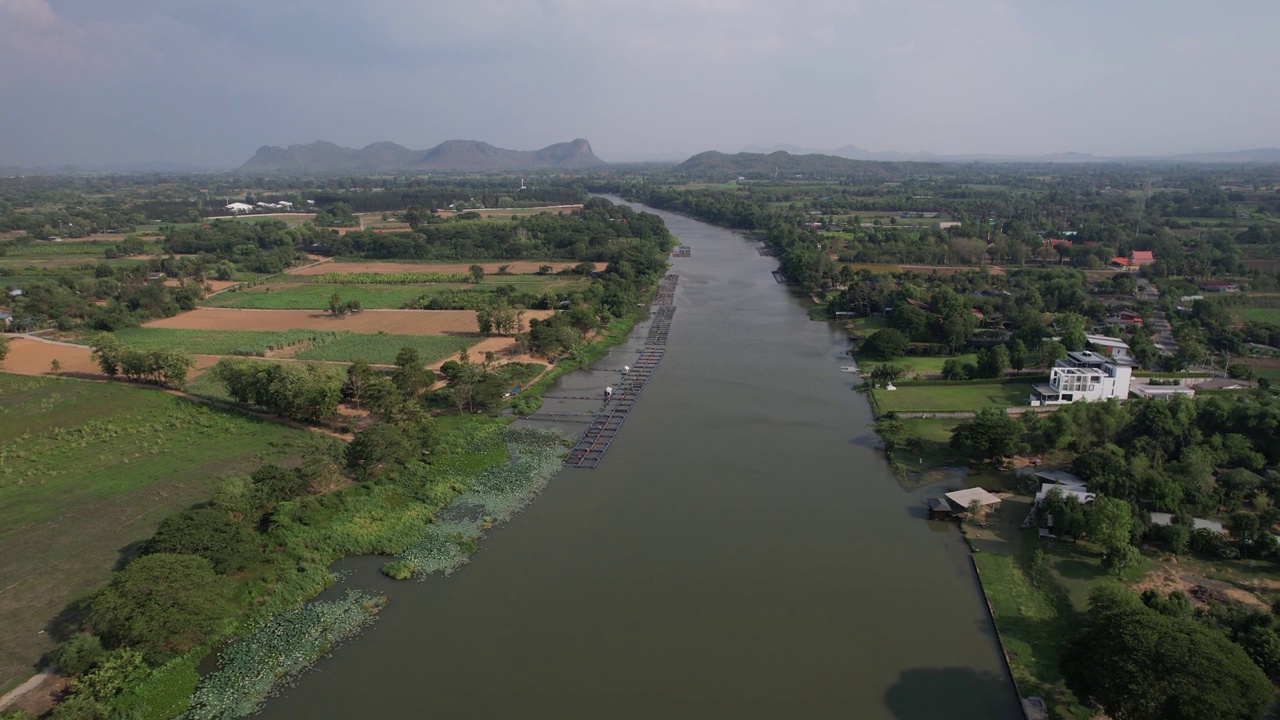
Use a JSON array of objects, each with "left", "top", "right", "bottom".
[
  {"left": 206, "top": 276, "right": 583, "bottom": 310},
  {"left": 1231, "top": 307, "right": 1280, "bottom": 325},
  {"left": 102, "top": 328, "right": 289, "bottom": 355},
  {"left": 0, "top": 374, "right": 327, "bottom": 694},
  {"left": 873, "top": 381, "right": 1034, "bottom": 413},
  {"left": 859, "top": 353, "right": 977, "bottom": 377},
  {"left": 294, "top": 332, "right": 478, "bottom": 365},
  {"left": 206, "top": 284, "right": 462, "bottom": 310},
  {"left": 134, "top": 214, "right": 314, "bottom": 232}
]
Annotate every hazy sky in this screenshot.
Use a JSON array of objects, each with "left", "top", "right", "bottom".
[{"left": 1, "top": 0, "right": 1277, "bottom": 167}]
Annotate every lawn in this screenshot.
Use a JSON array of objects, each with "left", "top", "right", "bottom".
[
  {"left": 0, "top": 374, "right": 328, "bottom": 694},
  {"left": 873, "top": 381, "right": 1035, "bottom": 413},
  {"left": 294, "top": 332, "right": 479, "bottom": 365},
  {"left": 972, "top": 553, "right": 1089, "bottom": 719},
  {"left": 859, "top": 353, "right": 977, "bottom": 377}
]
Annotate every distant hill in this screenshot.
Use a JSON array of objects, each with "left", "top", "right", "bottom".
[
  {"left": 241, "top": 138, "right": 605, "bottom": 173},
  {"left": 740, "top": 144, "right": 1280, "bottom": 165},
  {"left": 676, "top": 150, "right": 944, "bottom": 177}
]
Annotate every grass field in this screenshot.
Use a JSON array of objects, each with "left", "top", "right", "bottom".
[
  {"left": 874, "top": 381, "right": 1034, "bottom": 413},
  {"left": 859, "top": 353, "right": 977, "bottom": 377},
  {"left": 1231, "top": 307, "right": 1280, "bottom": 325},
  {"left": 0, "top": 374, "right": 327, "bottom": 694},
  {"left": 103, "top": 328, "right": 286, "bottom": 355},
  {"left": 206, "top": 276, "right": 584, "bottom": 310},
  {"left": 206, "top": 284, "right": 464, "bottom": 310},
  {"left": 294, "top": 332, "right": 478, "bottom": 365},
  {"left": 972, "top": 553, "right": 1088, "bottom": 719}
]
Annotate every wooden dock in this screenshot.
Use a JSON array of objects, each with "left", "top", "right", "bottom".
[{"left": 564, "top": 273, "right": 678, "bottom": 469}]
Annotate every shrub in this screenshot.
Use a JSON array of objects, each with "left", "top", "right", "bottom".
[
  {"left": 380, "top": 560, "right": 417, "bottom": 580},
  {"left": 141, "top": 507, "right": 259, "bottom": 574},
  {"left": 52, "top": 632, "right": 105, "bottom": 675}
]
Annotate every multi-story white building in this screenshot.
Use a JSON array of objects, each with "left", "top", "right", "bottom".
[{"left": 1029, "top": 350, "right": 1135, "bottom": 406}]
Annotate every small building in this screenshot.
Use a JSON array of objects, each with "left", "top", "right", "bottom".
[
  {"left": 7, "top": 289, "right": 22, "bottom": 297},
  {"left": 225, "top": 202, "right": 255, "bottom": 214},
  {"left": 1085, "top": 334, "right": 1133, "bottom": 361},
  {"left": 1130, "top": 384, "right": 1196, "bottom": 400},
  {"left": 1032, "top": 470, "right": 1088, "bottom": 489},
  {"left": 1198, "top": 280, "right": 1240, "bottom": 293},
  {"left": 1149, "top": 512, "right": 1226, "bottom": 536},
  {"left": 1030, "top": 350, "right": 1135, "bottom": 406},
  {"left": 146, "top": 272, "right": 166, "bottom": 281},
  {"left": 1193, "top": 378, "right": 1254, "bottom": 392},
  {"left": 944, "top": 487, "right": 1002, "bottom": 514},
  {"left": 0, "top": 312, "right": 11, "bottom": 327},
  {"left": 926, "top": 497, "right": 953, "bottom": 521},
  {"left": 1110, "top": 250, "right": 1155, "bottom": 271},
  {"left": 1034, "top": 483, "right": 1096, "bottom": 507}
]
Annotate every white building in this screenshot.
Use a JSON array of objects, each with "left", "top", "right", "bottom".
[
  {"left": 225, "top": 202, "right": 254, "bottom": 213},
  {"left": 1029, "top": 350, "right": 1135, "bottom": 406}
]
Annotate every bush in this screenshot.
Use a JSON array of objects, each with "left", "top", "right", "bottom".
[
  {"left": 861, "top": 328, "right": 909, "bottom": 359},
  {"left": 141, "top": 507, "right": 259, "bottom": 574},
  {"left": 380, "top": 560, "right": 417, "bottom": 580},
  {"left": 52, "top": 632, "right": 105, "bottom": 675}
]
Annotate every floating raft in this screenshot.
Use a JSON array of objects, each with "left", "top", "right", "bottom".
[
  {"left": 564, "top": 273, "right": 678, "bottom": 469},
  {"left": 757, "top": 245, "right": 775, "bottom": 257},
  {"left": 772, "top": 270, "right": 787, "bottom": 284},
  {"left": 671, "top": 246, "right": 692, "bottom": 258}
]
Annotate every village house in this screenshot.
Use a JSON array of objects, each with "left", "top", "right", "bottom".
[
  {"left": 1029, "top": 350, "right": 1135, "bottom": 406},
  {"left": 225, "top": 202, "right": 254, "bottom": 213},
  {"left": 1110, "top": 250, "right": 1155, "bottom": 271},
  {"left": 1198, "top": 280, "right": 1241, "bottom": 293},
  {"left": 1084, "top": 334, "right": 1133, "bottom": 361}
]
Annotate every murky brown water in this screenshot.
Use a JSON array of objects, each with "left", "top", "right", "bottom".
[{"left": 255, "top": 198, "right": 1021, "bottom": 720}]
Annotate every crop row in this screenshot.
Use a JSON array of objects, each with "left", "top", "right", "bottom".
[
  {"left": 230, "top": 330, "right": 351, "bottom": 357},
  {"left": 311, "top": 271, "right": 468, "bottom": 285}
]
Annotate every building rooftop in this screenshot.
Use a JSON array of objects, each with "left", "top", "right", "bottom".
[
  {"left": 945, "top": 487, "right": 1002, "bottom": 509},
  {"left": 1149, "top": 513, "right": 1226, "bottom": 535},
  {"left": 1033, "top": 470, "right": 1087, "bottom": 488},
  {"left": 1085, "top": 334, "right": 1130, "bottom": 350}
]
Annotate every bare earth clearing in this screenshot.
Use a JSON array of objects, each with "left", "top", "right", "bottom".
[
  {"left": 0, "top": 338, "right": 221, "bottom": 378},
  {"left": 288, "top": 261, "right": 595, "bottom": 276},
  {"left": 144, "top": 308, "right": 554, "bottom": 334},
  {"left": 163, "top": 278, "right": 240, "bottom": 293}
]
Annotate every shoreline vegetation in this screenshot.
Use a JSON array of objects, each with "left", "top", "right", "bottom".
[{"left": 1, "top": 195, "right": 675, "bottom": 719}]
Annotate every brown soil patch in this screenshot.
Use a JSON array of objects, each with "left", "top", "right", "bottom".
[
  {"left": 0, "top": 338, "right": 220, "bottom": 379},
  {"left": 1132, "top": 559, "right": 1269, "bottom": 610},
  {"left": 143, "top": 308, "right": 554, "bottom": 334},
  {"left": 2, "top": 671, "right": 68, "bottom": 717},
  {"left": 898, "top": 264, "right": 1007, "bottom": 276},
  {"left": 289, "top": 261, "right": 595, "bottom": 276},
  {"left": 162, "top": 278, "right": 240, "bottom": 293}
]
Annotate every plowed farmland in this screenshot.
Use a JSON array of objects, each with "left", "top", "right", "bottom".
[{"left": 288, "top": 261, "right": 596, "bottom": 276}]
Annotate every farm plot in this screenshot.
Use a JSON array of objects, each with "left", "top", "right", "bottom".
[
  {"left": 1231, "top": 307, "right": 1280, "bottom": 325},
  {"left": 288, "top": 261, "right": 596, "bottom": 276},
  {"left": 205, "top": 284, "right": 467, "bottom": 310},
  {"left": 295, "top": 333, "right": 478, "bottom": 365},
  {"left": 144, "top": 308, "right": 555, "bottom": 334},
  {"left": 873, "top": 382, "right": 1035, "bottom": 414},
  {"left": 0, "top": 374, "right": 325, "bottom": 695}
]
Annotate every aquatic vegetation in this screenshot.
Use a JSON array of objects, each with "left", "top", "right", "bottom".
[{"left": 181, "top": 590, "right": 386, "bottom": 720}]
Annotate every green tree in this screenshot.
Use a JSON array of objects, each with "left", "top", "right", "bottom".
[
  {"left": 1038, "top": 339, "right": 1068, "bottom": 367},
  {"left": 141, "top": 507, "right": 258, "bottom": 574},
  {"left": 392, "top": 346, "right": 430, "bottom": 397},
  {"left": 869, "top": 364, "right": 905, "bottom": 388},
  {"left": 468, "top": 264, "right": 485, "bottom": 284},
  {"left": 976, "top": 344, "right": 1010, "bottom": 378},
  {"left": 88, "top": 554, "right": 234, "bottom": 662},
  {"left": 1009, "top": 338, "right": 1028, "bottom": 371},
  {"left": 861, "top": 328, "right": 909, "bottom": 360},
  {"left": 0, "top": 334, "right": 8, "bottom": 365},
  {"left": 347, "top": 423, "right": 415, "bottom": 476},
  {"left": 1062, "top": 585, "right": 1272, "bottom": 720},
  {"left": 1088, "top": 496, "right": 1134, "bottom": 550},
  {"left": 52, "top": 632, "right": 104, "bottom": 676},
  {"left": 950, "top": 408, "right": 1025, "bottom": 465},
  {"left": 887, "top": 303, "right": 928, "bottom": 340}
]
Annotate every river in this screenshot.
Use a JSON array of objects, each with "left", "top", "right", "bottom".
[{"left": 256, "top": 198, "right": 1022, "bottom": 719}]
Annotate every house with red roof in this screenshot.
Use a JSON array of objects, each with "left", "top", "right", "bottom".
[{"left": 1110, "top": 250, "right": 1155, "bottom": 270}]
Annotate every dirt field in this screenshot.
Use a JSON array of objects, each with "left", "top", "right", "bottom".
[
  {"left": 0, "top": 338, "right": 220, "bottom": 378},
  {"left": 163, "top": 278, "right": 240, "bottom": 293},
  {"left": 288, "top": 261, "right": 596, "bottom": 276},
  {"left": 143, "top": 308, "right": 554, "bottom": 334}
]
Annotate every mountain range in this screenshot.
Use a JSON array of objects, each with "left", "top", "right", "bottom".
[
  {"left": 740, "top": 144, "right": 1280, "bottom": 165},
  {"left": 240, "top": 138, "right": 605, "bottom": 173}
]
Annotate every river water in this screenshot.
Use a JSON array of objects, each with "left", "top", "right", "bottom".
[{"left": 256, "top": 198, "right": 1022, "bottom": 719}]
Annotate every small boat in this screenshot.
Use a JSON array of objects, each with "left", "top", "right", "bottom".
[{"left": 840, "top": 366, "right": 858, "bottom": 373}]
